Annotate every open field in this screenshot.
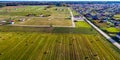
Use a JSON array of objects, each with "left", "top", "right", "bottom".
[
  {"left": 0, "top": 21, "right": 120, "bottom": 60},
  {"left": 93, "top": 20, "right": 120, "bottom": 33},
  {"left": 0, "top": 6, "right": 72, "bottom": 26},
  {"left": 113, "top": 14, "right": 120, "bottom": 20},
  {"left": 17, "top": 17, "right": 71, "bottom": 26},
  {"left": 75, "top": 21, "right": 91, "bottom": 28}
]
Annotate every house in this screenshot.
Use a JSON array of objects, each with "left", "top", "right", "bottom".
[
  {"left": 10, "top": 20, "right": 14, "bottom": 24},
  {"left": 1, "top": 21, "right": 7, "bottom": 25},
  {"left": 92, "top": 15, "right": 99, "bottom": 20},
  {"left": 103, "top": 20, "right": 107, "bottom": 22},
  {"left": 74, "top": 15, "right": 84, "bottom": 22}
]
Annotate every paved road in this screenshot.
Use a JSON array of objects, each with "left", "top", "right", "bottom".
[
  {"left": 83, "top": 17, "right": 120, "bottom": 49},
  {"left": 68, "top": 8, "right": 75, "bottom": 27}
]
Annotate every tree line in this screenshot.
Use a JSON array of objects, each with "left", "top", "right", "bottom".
[{"left": 0, "top": 1, "right": 70, "bottom": 7}]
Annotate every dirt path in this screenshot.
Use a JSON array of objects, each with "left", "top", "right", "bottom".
[{"left": 68, "top": 8, "right": 75, "bottom": 27}]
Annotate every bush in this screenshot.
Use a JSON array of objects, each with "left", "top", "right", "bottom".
[
  {"left": 26, "top": 14, "right": 37, "bottom": 17},
  {"left": 0, "top": 4, "right": 6, "bottom": 8},
  {"left": 43, "top": 14, "right": 51, "bottom": 17},
  {"left": 105, "top": 27, "right": 119, "bottom": 34}
]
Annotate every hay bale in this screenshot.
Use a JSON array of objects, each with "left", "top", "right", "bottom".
[
  {"left": 85, "top": 57, "right": 89, "bottom": 59},
  {"left": 44, "top": 51, "right": 47, "bottom": 54}
]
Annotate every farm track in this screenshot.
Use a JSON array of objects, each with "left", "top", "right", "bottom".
[{"left": 68, "top": 8, "right": 75, "bottom": 27}]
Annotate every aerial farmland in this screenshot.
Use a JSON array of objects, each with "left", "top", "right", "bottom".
[
  {"left": 0, "top": 1, "right": 120, "bottom": 60},
  {"left": 0, "top": 6, "right": 72, "bottom": 26}
]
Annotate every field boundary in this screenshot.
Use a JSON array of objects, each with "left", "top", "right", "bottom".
[
  {"left": 10, "top": 24, "right": 74, "bottom": 28},
  {"left": 68, "top": 8, "right": 75, "bottom": 27}
]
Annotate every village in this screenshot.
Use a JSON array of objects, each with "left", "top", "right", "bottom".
[
  {"left": 72, "top": 4, "right": 120, "bottom": 27},
  {"left": 72, "top": 4, "right": 120, "bottom": 42}
]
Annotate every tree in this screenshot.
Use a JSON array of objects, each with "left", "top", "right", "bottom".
[{"left": 0, "top": 4, "right": 6, "bottom": 8}]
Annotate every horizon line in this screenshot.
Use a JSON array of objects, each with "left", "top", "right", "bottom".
[{"left": 0, "top": 0, "right": 120, "bottom": 2}]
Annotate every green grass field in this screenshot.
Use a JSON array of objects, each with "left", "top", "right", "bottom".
[
  {"left": 113, "top": 14, "right": 120, "bottom": 20},
  {"left": 93, "top": 20, "right": 120, "bottom": 33},
  {"left": 0, "top": 21, "right": 120, "bottom": 60},
  {"left": 0, "top": 6, "right": 72, "bottom": 26},
  {"left": 17, "top": 17, "right": 71, "bottom": 26}
]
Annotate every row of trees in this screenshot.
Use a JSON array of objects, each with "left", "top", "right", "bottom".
[
  {"left": 0, "top": 4, "right": 6, "bottom": 8},
  {"left": 26, "top": 13, "right": 51, "bottom": 17},
  {"left": 0, "top": 1, "right": 70, "bottom": 7},
  {"left": 0, "top": 1, "right": 120, "bottom": 7}
]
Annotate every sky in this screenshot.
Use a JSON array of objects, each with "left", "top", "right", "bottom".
[{"left": 0, "top": 0, "right": 120, "bottom": 1}]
